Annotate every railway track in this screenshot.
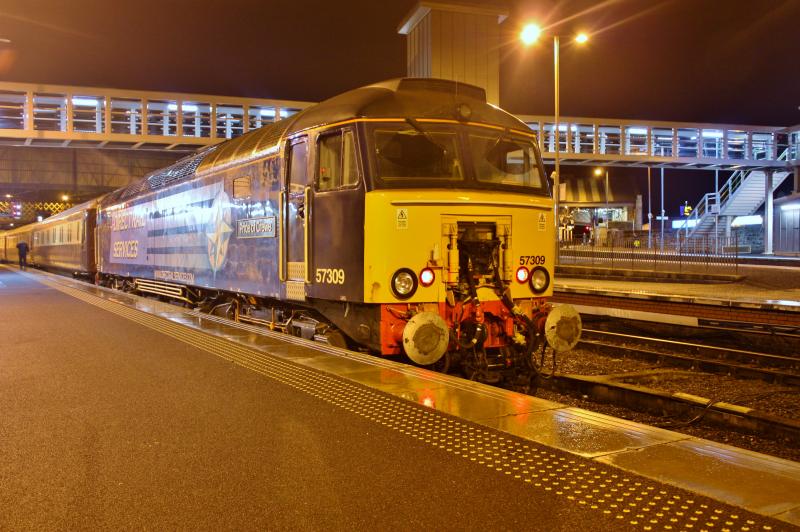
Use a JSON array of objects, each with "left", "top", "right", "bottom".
[
  {"left": 525, "top": 327, "right": 800, "bottom": 443},
  {"left": 576, "top": 328, "right": 800, "bottom": 386},
  {"left": 536, "top": 371, "right": 800, "bottom": 442}
]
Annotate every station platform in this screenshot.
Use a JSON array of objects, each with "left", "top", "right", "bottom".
[
  {"left": 553, "top": 262, "right": 800, "bottom": 329},
  {"left": 1, "top": 265, "right": 799, "bottom": 529}
]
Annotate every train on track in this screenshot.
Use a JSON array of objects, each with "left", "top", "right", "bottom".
[{"left": 1, "top": 78, "right": 581, "bottom": 386}]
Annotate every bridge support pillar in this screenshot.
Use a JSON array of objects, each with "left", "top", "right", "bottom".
[{"left": 764, "top": 169, "right": 774, "bottom": 255}]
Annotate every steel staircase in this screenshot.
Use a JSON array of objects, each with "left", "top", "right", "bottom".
[{"left": 685, "top": 149, "right": 791, "bottom": 236}]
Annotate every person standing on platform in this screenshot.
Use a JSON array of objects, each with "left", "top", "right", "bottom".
[{"left": 16, "top": 240, "right": 29, "bottom": 270}]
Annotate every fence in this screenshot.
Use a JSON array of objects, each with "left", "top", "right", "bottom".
[{"left": 558, "top": 233, "right": 739, "bottom": 275}]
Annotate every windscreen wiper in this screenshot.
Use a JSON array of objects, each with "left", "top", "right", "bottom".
[
  {"left": 485, "top": 127, "right": 511, "bottom": 156},
  {"left": 404, "top": 117, "right": 449, "bottom": 152}
]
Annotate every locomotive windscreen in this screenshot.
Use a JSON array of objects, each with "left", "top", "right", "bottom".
[{"left": 368, "top": 122, "right": 550, "bottom": 197}]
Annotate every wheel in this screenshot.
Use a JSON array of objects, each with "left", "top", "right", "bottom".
[{"left": 324, "top": 329, "right": 349, "bottom": 349}]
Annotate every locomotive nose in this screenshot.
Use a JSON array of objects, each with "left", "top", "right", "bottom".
[{"left": 402, "top": 311, "right": 450, "bottom": 365}]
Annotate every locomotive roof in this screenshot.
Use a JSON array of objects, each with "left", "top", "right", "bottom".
[
  {"left": 104, "top": 78, "right": 533, "bottom": 204},
  {"left": 196, "top": 78, "right": 531, "bottom": 175}
]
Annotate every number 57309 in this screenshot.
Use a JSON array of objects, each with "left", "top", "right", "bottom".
[
  {"left": 519, "top": 255, "right": 546, "bottom": 265},
  {"left": 315, "top": 268, "right": 345, "bottom": 284}
]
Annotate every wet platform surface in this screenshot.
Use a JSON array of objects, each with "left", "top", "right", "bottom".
[{"left": 1, "top": 266, "right": 799, "bottom": 529}]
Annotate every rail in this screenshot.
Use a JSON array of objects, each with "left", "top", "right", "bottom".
[{"left": 558, "top": 234, "right": 739, "bottom": 274}]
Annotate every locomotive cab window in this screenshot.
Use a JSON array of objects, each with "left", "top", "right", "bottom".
[
  {"left": 373, "top": 125, "right": 461, "bottom": 181},
  {"left": 316, "top": 129, "right": 359, "bottom": 191},
  {"left": 470, "top": 132, "right": 545, "bottom": 191}
]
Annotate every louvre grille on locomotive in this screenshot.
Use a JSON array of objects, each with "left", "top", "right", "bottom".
[{"left": 0, "top": 78, "right": 581, "bottom": 385}]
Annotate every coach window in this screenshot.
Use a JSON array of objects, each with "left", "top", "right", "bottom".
[
  {"left": 233, "top": 175, "right": 252, "bottom": 199},
  {"left": 316, "top": 129, "right": 359, "bottom": 191}
]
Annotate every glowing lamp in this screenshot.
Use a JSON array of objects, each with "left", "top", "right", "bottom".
[
  {"left": 419, "top": 268, "right": 435, "bottom": 287},
  {"left": 520, "top": 24, "right": 542, "bottom": 45}
]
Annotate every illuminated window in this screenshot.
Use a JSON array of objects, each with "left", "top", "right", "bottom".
[
  {"left": 316, "top": 129, "right": 359, "bottom": 191},
  {"left": 232, "top": 176, "right": 252, "bottom": 199}
]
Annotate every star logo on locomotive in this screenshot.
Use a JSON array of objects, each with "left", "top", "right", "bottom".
[{"left": 205, "top": 187, "right": 233, "bottom": 273}]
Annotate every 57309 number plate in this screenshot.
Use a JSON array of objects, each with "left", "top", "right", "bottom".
[
  {"left": 519, "top": 255, "right": 546, "bottom": 265},
  {"left": 315, "top": 268, "right": 345, "bottom": 284}
]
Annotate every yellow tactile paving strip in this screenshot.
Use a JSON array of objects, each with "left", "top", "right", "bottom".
[{"left": 21, "top": 272, "right": 782, "bottom": 531}]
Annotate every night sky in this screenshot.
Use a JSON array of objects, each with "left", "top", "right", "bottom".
[{"left": 1, "top": 0, "right": 798, "bottom": 211}]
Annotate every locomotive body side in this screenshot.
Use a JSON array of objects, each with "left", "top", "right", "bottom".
[{"left": 97, "top": 155, "right": 283, "bottom": 298}]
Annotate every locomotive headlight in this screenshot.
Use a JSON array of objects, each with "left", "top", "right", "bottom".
[
  {"left": 515, "top": 266, "right": 529, "bottom": 283},
  {"left": 419, "top": 267, "right": 435, "bottom": 287},
  {"left": 529, "top": 266, "right": 550, "bottom": 294},
  {"left": 392, "top": 268, "right": 418, "bottom": 299}
]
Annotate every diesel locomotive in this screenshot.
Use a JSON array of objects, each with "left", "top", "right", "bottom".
[{"left": 1, "top": 78, "right": 581, "bottom": 386}]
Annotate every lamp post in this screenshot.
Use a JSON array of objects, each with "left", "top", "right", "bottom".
[
  {"left": 520, "top": 25, "right": 588, "bottom": 243},
  {"left": 594, "top": 167, "right": 609, "bottom": 223}
]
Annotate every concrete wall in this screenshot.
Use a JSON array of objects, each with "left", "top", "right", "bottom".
[{"left": 732, "top": 224, "right": 764, "bottom": 254}]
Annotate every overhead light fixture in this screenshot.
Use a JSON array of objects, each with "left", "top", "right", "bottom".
[
  {"left": 61, "top": 194, "right": 69, "bottom": 201},
  {"left": 72, "top": 97, "right": 99, "bottom": 107},
  {"left": 259, "top": 108, "right": 289, "bottom": 118},
  {"left": 731, "top": 215, "right": 762, "bottom": 227},
  {"left": 167, "top": 103, "right": 199, "bottom": 113}
]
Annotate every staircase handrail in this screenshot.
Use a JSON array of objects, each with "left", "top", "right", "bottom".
[
  {"left": 684, "top": 146, "right": 788, "bottom": 235},
  {"left": 685, "top": 192, "right": 717, "bottom": 235},
  {"left": 709, "top": 147, "right": 790, "bottom": 215}
]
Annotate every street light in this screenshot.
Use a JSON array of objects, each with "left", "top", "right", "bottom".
[
  {"left": 594, "top": 167, "right": 609, "bottom": 223},
  {"left": 520, "top": 24, "right": 589, "bottom": 242}
]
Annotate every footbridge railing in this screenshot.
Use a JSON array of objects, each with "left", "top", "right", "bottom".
[
  {"left": 0, "top": 81, "right": 314, "bottom": 151},
  {"left": 517, "top": 114, "right": 790, "bottom": 170}
]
